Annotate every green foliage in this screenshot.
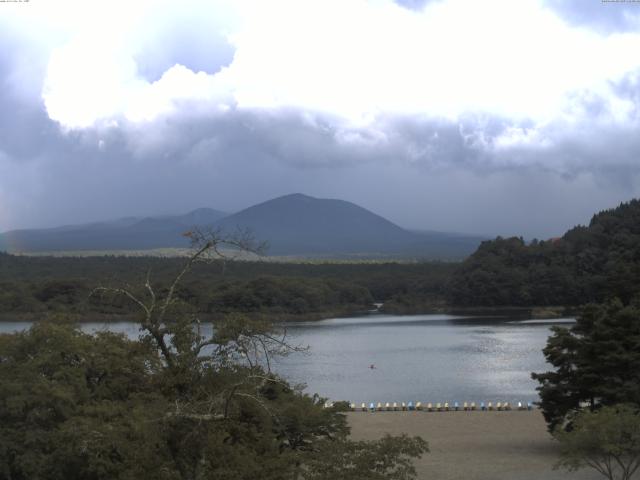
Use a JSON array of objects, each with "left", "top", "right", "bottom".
[
  {"left": 554, "top": 404, "right": 640, "bottom": 480},
  {"left": 532, "top": 300, "right": 640, "bottom": 431},
  {"left": 0, "top": 321, "right": 167, "bottom": 480},
  {"left": 449, "top": 199, "right": 640, "bottom": 307},
  {"left": 0, "top": 252, "right": 456, "bottom": 318},
  {"left": 0, "top": 320, "right": 427, "bottom": 480},
  {"left": 304, "top": 434, "right": 429, "bottom": 480},
  {"left": 0, "top": 242, "right": 428, "bottom": 480},
  {"left": 207, "top": 276, "right": 373, "bottom": 315}
]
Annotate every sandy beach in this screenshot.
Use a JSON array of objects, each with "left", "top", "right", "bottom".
[{"left": 347, "top": 410, "right": 602, "bottom": 480}]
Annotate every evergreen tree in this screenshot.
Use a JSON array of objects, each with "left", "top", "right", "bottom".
[{"left": 532, "top": 300, "right": 640, "bottom": 431}]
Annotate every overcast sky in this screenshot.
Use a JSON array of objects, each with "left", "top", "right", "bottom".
[{"left": 1, "top": 0, "right": 640, "bottom": 238}]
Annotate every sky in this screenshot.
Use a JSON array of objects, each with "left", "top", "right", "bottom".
[{"left": 1, "top": 0, "right": 640, "bottom": 238}]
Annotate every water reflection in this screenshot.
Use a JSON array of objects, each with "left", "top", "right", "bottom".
[{"left": 272, "top": 314, "right": 574, "bottom": 404}]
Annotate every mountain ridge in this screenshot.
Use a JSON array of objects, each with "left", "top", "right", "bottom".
[
  {"left": 0, "top": 194, "right": 485, "bottom": 258},
  {"left": 0, "top": 208, "right": 228, "bottom": 252}
]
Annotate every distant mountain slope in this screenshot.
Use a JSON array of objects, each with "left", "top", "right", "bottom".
[
  {"left": 448, "top": 198, "right": 640, "bottom": 306},
  {"left": 0, "top": 195, "right": 485, "bottom": 258},
  {"left": 215, "top": 193, "right": 415, "bottom": 254},
  {"left": 215, "top": 193, "right": 485, "bottom": 257},
  {"left": 0, "top": 208, "right": 227, "bottom": 252}
]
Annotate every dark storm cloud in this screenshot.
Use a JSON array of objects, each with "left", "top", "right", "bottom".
[
  {"left": 3, "top": 94, "right": 640, "bottom": 238},
  {"left": 2, "top": 36, "right": 640, "bottom": 236},
  {"left": 611, "top": 68, "right": 640, "bottom": 122},
  {"left": 117, "top": 108, "right": 383, "bottom": 170},
  {"left": 0, "top": 88, "right": 62, "bottom": 163},
  {"left": 3, "top": 1, "right": 640, "bottom": 239},
  {"left": 0, "top": 20, "right": 68, "bottom": 163},
  {"left": 543, "top": 0, "right": 640, "bottom": 33}
]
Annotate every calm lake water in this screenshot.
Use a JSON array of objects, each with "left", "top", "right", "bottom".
[{"left": 0, "top": 313, "right": 573, "bottom": 405}]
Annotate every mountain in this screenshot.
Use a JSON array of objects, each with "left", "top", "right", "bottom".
[
  {"left": 0, "top": 195, "right": 485, "bottom": 258},
  {"left": 215, "top": 194, "right": 411, "bottom": 254},
  {"left": 215, "top": 193, "right": 484, "bottom": 257},
  {"left": 0, "top": 208, "right": 227, "bottom": 252}
]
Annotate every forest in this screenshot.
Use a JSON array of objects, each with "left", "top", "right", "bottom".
[
  {"left": 0, "top": 253, "right": 454, "bottom": 320},
  {"left": 2, "top": 199, "right": 640, "bottom": 321},
  {"left": 448, "top": 199, "right": 640, "bottom": 307}
]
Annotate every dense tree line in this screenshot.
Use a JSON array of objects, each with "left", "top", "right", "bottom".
[
  {"left": 0, "top": 252, "right": 455, "bottom": 319},
  {"left": 448, "top": 199, "right": 640, "bottom": 307}
]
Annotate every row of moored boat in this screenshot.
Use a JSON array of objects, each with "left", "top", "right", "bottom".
[{"left": 326, "top": 401, "right": 534, "bottom": 411}]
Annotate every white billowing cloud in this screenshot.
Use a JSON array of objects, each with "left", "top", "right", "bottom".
[
  {"left": 37, "top": 0, "right": 238, "bottom": 128},
  {"left": 38, "top": 0, "right": 640, "bottom": 132},
  {"left": 230, "top": 0, "right": 640, "bottom": 124},
  {"left": 126, "top": 65, "right": 233, "bottom": 122},
  {"left": 43, "top": 36, "right": 142, "bottom": 128}
]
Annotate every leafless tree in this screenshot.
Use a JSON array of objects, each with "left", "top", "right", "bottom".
[{"left": 91, "top": 226, "right": 306, "bottom": 420}]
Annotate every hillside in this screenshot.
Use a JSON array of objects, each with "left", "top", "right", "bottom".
[
  {"left": 448, "top": 199, "right": 640, "bottom": 306},
  {"left": 0, "top": 194, "right": 485, "bottom": 258},
  {"left": 218, "top": 193, "right": 436, "bottom": 255},
  {"left": 0, "top": 208, "right": 227, "bottom": 252}
]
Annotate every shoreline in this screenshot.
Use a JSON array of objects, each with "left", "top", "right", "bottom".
[
  {"left": 0, "top": 308, "right": 366, "bottom": 324},
  {"left": 380, "top": 304, "right": 576, "bottom": 318},
  {"left": 0, "top": 305, "right": 577, "bottom": 324},
  {"left": 347, "top": 410, "right": 600, "bottom": 480}
]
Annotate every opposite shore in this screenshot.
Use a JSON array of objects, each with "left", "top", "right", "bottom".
[{"left": 0, "top": 304, "right": 576, "bottom": 323}]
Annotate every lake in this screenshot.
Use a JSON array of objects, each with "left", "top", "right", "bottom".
[{"left": 0, "top": 313, "right": 573, "bottom": 405}]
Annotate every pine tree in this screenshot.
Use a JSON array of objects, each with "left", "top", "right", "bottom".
[{"left": 532, "top": 299, "right": 640, "bottom": 431}]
